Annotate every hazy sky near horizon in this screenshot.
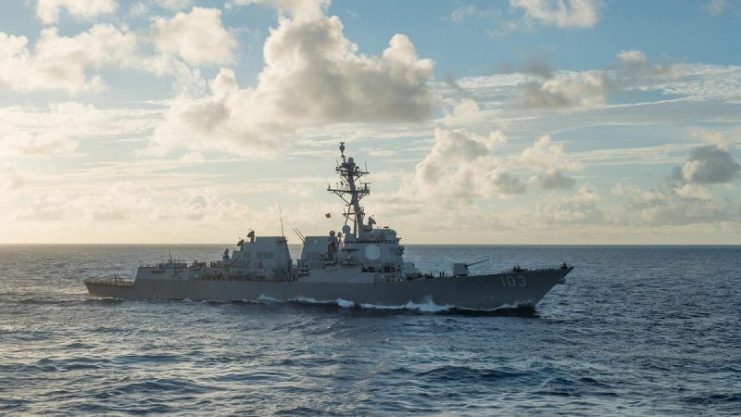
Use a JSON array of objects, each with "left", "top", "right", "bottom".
[{"left": 1, "top": 0, "right": 740, "bottom": 244}]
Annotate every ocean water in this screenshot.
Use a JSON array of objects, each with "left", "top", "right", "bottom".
[{"left": 1, "top": 245, "right": 739, "bottom": 416}]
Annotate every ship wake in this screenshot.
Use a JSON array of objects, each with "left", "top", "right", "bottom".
[{"left": 284, "top": 296, "right": 537, "bottom": 316}]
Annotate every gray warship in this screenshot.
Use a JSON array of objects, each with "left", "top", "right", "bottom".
[{"left": 85, "top": 143, "right": 573, "bottom": 311}]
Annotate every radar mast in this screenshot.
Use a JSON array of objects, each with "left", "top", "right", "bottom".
[{"left": 327, "top": 142, "right": 370, "bottom": 237}]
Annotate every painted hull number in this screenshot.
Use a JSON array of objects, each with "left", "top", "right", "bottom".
[{"left": 500, "top": 275, "right": 527, "bottom": 287}]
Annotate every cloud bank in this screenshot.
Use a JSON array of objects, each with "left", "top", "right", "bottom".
[{"left": 151, "top": 3, "right": 435, "bottom": 155}]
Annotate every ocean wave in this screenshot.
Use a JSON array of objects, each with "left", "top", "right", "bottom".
[
  {"left": 682, "top": 392, "right": 741, "bottom": 405},
  {"left": 416, "top": 365, "right": 527, "bottom": 383},
  {"left": 116, "top": 378, "right": 212, "bottom": 395},
  {"left": 257, "top": 294, "right": 281, "bottom": 303}
]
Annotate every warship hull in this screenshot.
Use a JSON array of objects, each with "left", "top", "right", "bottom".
[{"left": 85, "top": 268, "right": 569, "bottom": 311}]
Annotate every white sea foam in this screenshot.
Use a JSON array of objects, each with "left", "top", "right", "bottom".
[
  {"left": 359, "top": 300, "right": 451, "bottom": 313},
  {"left": 287, "top": 297, "right": 356, "bottom": 308},
  {"left": 291, "top": 296, "right": 451, "bottom": 312},
  {"left": 336, "top": 298, "right": 356, "bottom": 308},
  {"left": 289, "top": 296, "right": 329, "bottom": 304},
  {"left": 257, "top": 294, "right": 280, "bottom": 303},
  {"left": 282, "top": 296, "right": 530, "bottom": 313}
]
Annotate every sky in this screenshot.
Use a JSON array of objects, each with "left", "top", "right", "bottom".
[{"left": 1, "top": 0, "right": 740, "bottom": 244}]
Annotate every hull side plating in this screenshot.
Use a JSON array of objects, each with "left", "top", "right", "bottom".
[{"left": 85, "top": 268, "right": 568, "bottom": 310}]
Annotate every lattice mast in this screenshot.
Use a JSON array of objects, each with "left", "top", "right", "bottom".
[{"left": 327, "top": 142, "right": 370, "bottom": 237}]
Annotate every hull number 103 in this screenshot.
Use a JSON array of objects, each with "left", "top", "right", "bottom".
[{"left": 500, "top": 275, "right": 527, "bottom": 287}]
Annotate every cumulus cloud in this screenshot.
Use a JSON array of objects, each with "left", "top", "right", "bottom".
[
  {"left": 442, "top": 98, "right": 489, "bottom": 125},
  {"left": 411, "top": 128, "right": 522, "bottom": 202},
  {"left": 0, "top": 24, "right": 138, "bottom": 93},
  {"left": 518, "top": 135, "right": 582, "bottom": 172},
  {"left": 151, "top": 7, "right": 435, "bottom": 155},
  {"left": 513, "top": 50, "right": 677, "bottom": 110},
  {"left": 517, "top": 70, "right": 605, "bottom": 109},
  {"left": 1, "top": 16, "right": 223, "bottom": 94},
  {"left": 516, "top": 135, "right": 579, "bottom": 189},
  {"left": 403, "top": 128, "right": 584, "bottom": 205},
  {"left": 530, "top": 170, "right": 575, "bottom": 189},
  {"left": 509, "top": 0, "right": 600, "bottom": 28},
  {"left": 616, "top": 141, "right": 740, "bottom": 227},
  {"left": 488, "top": 186, "right": 602, "bottom": 230},
  {"left": 537, "top": 186, "right": 602, "bottom": 223},
  {"left": 621, "top": 184, "right": 738, "bottom": 226},
  {"left": 612, "top": 49, "right": 673, "bottom": 86},
  {"left": 36, "top": 0, "right": 118, "bottom": 23},
  {"left": 154, "top": 7, "right": 237, "bottom": 66},
  {"left": 677, "top": 144, "right": 740, "bottom": 184}
]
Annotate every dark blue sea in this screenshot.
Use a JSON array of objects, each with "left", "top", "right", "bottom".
[{"left": 1, "top": 245, "right": 739, "bottom": 416}]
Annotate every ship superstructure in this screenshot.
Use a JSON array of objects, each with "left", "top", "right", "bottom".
[{"left": 85, "top": 143, "right": 573, "bottom": 311}]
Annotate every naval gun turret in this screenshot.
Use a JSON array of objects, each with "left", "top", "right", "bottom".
[{"left": 453, "top": 259, "right": 489, "bottom": 277}]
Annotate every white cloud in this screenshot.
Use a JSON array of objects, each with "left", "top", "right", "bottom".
[
  {"left": 0, "top": 24, "right": 138, "bottom": 93},
  {"left": 442, "top": 98, "right": 486, "bottom": 125},
  {"left": 36, "top": 0, "right": 118, "bottom": 24},
  {"left": 613, "top": 49, "right": 674, "bottom": 86},
  {"left": 11, "top": 181, "right": 253, "bottom": 225},
  {"left": 0, "top": 123, "right": 78, "bottom": 158},
  {"left": 530, "top": 170, "right": 575, "bottom": 189},
  {"left": 621, "top": 184, "right": 738, "bottom": 226},
  {"left": 659, "top": 63, "right": 741, "bottom": 102},
  {"left": 411, "top": 128, "right": 522, "bottom": 202},
  {"left": 509, "top": 0, "right": 600, "bottom": 28},
  {"left": 678, "top": 144, "right": 740, "bottom": 184},
  {"left": 0, "top": 102, "right": 162, "bottom": 158},
  {"left": 674, "top": 183, "right": 712, "bottom": 200},
  {"left": 517, "top": 135, "right": 582, "bottom": 172},
  {"left": 505, "top": 50, "right": 680, "bottom": 110},
  {"left": 13, "top": 191, "right": 68, "bottom": 221},
  {"left": 517, "top": 70, "right": 606, "bottom": 109},
  {"left": 488, "top": 186, "right": 603, "bottom": 230},
  {"left": 151, "top": 9, "right": 435, "bottom": 156},
  {"left": 516, "top": 135, "right": 579, "bottom": 190},
  {"left": 617, "top": 49, "right": 647, "bottom": 66},
  {"left": 537, "top": 186, "right": 602, "bottom": 223},
  {"left": 154, "top": 7, "right": 237, "bottom": 66}
]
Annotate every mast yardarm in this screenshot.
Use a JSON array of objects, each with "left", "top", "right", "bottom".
[{"left": 327, "top": 142, "right": 370, "bottom": 237}]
